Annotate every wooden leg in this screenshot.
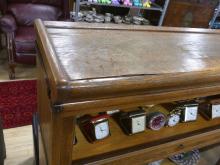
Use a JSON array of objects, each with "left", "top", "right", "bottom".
[
  {"left": 51, "top": 114, "right": 75, "bottom": 165},
  {"left": 60, "top": 117, "right": 75, "bottom": 165},
  {"left": 6, "top": 33, "right": 16, "bottom": 79},
  {"left": 39, "top": 128, "right": 47, "bottom": 165},
  {"left": 9, "top": 63, "right": 16, "bottom": 79}
]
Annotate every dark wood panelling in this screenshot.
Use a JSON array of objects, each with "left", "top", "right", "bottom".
[{"left": 163, "top": 0, "right": 218, "bottom": 28}]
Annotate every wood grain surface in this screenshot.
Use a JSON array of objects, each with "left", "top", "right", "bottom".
[
  {"left": 163, "top": 0, "right": 218, "bottom": 28},
  {"left": 35, "top": 20, "right": 220, "bottom": 104},
  {"left": 48, "top": 28, "right": 220, "bottom": 80}
]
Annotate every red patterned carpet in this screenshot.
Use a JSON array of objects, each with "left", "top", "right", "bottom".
[{"left": 0, "top": 80, "right": 37, "bottom": 129}]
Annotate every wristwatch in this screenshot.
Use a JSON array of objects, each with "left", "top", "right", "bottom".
[
  {"left": 146, "top": 112, "right": 166, "bottom": 131},
  {"left": 166, "top": 107, "right": 181, "bottom": 127}
]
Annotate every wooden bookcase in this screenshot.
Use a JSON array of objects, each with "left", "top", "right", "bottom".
[{"left": 35, "top": 20, "right": 220, "bottom": 165}]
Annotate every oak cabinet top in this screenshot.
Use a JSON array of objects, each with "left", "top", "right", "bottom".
[{"left": 35, "top": 20, "right": 220, "bottom": 104}]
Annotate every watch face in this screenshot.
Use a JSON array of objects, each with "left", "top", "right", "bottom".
[
  {"left": 118, "top": 109, "right": 146, "bottom": 135},
  {"left": 131, "top": 116, "right": 146, "bottom": 134},
  {"left": 147, "top": 112, "right": 166, "bottom": 131},
  {"left": 94, "top": 121, "right": 110, "bottom": 140},
  {"left": 212, "top": 104, "right": 220, "bottom": 118},
  {"left": 183, "top": 106, "right": 198, "bottom": 122},
  {"left": 167, "top": 114, "right": 180, "bottom": 127}
]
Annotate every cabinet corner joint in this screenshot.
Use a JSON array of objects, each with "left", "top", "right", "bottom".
[{"left": 52, "top": 104, "right": 64, "bottom": 113}]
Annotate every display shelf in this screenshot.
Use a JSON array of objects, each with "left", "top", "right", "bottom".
[
  {"left": 80, "top": 1, "right": 163, "bottom": 11},
  {"left": 73, "top": 0, "right": 170, "bottom": 25},
  {"left": 72, "top": 105, "right": 220, "bottom": 164}
]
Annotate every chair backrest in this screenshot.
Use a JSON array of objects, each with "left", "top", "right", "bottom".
[
  {"left": 8, "top": 0, "right": 62, "bottom": 7},
  {"left": 8, "top": 3, "right": 63, "bottom": 26}
]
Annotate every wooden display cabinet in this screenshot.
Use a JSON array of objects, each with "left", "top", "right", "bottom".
[{"left": 35, "top": 20, "right": 220, "bottom": 165}]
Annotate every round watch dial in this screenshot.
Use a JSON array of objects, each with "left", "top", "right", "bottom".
[
  {"left": 94, "top": 121, "right": 110, "bottom": 140},
  {"left": 167, "top": 114, "right": 180, "bottom": 127},
  {"left": 147, "top": 112, "right": 166, "bottom": 131}
]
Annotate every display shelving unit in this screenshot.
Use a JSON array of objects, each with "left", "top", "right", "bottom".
[
  {"left": 72, "top": 106, "right": 220, "bottom": 164},
  {"left": 73, "top": 0, "right": 170, "bottom": 25}
]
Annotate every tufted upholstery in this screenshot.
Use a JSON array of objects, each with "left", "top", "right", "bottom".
[{"left": 8, "top": 3, "right": 62, "bottom": 26}]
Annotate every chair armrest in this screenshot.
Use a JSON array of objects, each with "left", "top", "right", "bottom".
[{"left": 0, "top": 15, "right": 17, "bottom": 33}]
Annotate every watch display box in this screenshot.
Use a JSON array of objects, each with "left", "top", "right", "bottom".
[
  {"left": 118, "top": 109, "right": 146, "bottom": 135},
  {"left": 180, "top": 103, "right": 199, "bottom": 122},
  {"left": 199, "top": 99, "right": 220, "bottom": 120},
  {"left": 78, "top": 114, "right": 110, "bottom": 142}
]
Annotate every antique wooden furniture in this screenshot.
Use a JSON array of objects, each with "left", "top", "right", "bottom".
[
  {"left": 35, "top": 20, "right": 220, "bottom": 165},
  {"left": 163, "top": 0, "right": 218, "bottom": 28}
]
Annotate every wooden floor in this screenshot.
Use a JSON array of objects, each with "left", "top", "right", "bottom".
[
  {"left": 3, "top": 126, "right": 34, "bottom": 165},
  {"left": 0, "top": 49, "right": 36, "bottom": 80},
  {"left": 1, "top": 46, "right": 220, "bottom": 165},
  {"left": 0, "top": 48, "right": 35, "bottom": 165},
  {"left": 3, "top": 126, "right": 171, "bottom": 165}
]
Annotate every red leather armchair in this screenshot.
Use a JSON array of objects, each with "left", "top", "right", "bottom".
[{"left": 0, "top": 0, "right": 70, "bottom": 79}]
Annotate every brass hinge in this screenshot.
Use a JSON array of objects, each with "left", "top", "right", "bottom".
[{"left": 52, "top": 104, "right": 64, "bottom": 113}]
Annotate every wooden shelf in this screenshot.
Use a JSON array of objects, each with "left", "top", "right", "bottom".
[
  {"left": 80, "top": 1, "right": 163, "bottom": 12},
  {"left": 72, "top": 105, "right": 220, "bottom": 163}
]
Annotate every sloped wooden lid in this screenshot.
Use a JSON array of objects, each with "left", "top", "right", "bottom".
[{"left": 35, "top": 20, "right": 220, "bottom": 104}]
